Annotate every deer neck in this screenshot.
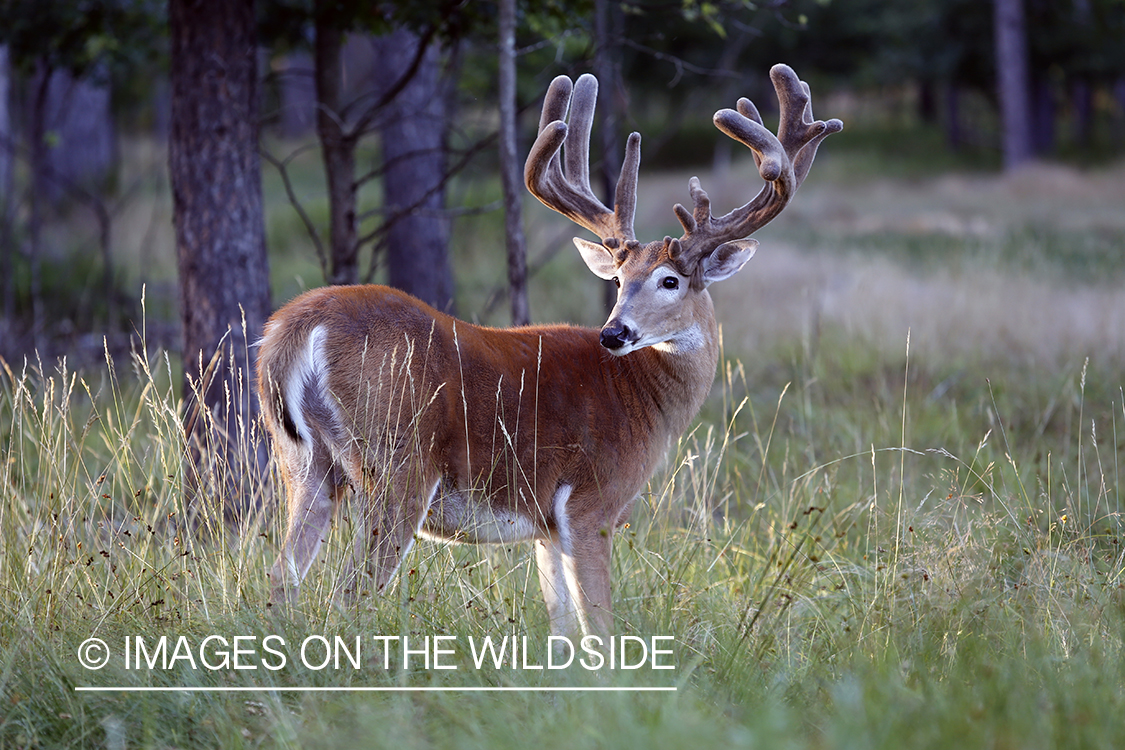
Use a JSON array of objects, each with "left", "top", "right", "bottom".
[{"left": 622, "top": 292, "right": 720, "bottom": 436}]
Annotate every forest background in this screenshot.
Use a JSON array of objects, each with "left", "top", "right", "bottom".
[{"left": 3, "top": 1, "right": 1125, "bottom": 747}]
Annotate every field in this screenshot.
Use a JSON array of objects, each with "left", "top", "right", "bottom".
[{"left": 4, "top": 135, "right": 1125, "bottom": 748}]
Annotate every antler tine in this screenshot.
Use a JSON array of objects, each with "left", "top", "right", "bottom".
[
  {"left": 674, "top": 64, "right": 843, "bottom": 270},
  {"left": 735, "top": 96, "right": 765, "bottom": 173},
  {"left": 537, "top": 74, "right": 573, "bottom": 133},
  {"left": 525, "top": 74, "right": 640, "bottom": 247},
  {"left": 564, "top": 76, "right": 597, "bottom": 200}
]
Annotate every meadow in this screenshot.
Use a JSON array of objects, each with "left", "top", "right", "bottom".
[{"left": 3, "top": 128, "right": 1125, "bottom": 747}]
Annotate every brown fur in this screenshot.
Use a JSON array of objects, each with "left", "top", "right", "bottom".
[{"left": 258, "top": 282, "right": 719, "bottom": 636}]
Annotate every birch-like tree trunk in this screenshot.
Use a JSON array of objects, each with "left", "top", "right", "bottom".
[{"left": 377, "top": 29, "right": 453, "bottom": 312}]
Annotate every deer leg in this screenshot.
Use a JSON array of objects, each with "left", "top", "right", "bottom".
[
  {"left": 344, "top": 468, "right": 440, "bottom": 597},
  {"left": 547, "top": 485, "right": 615, "bottom": 639},
  {"left": 564, "top": 524, "right": 614, "bottom": 640},
  {"left": 268, "top": 449, "right": 344, "bottom": 606},
  {"left": 536, "top": 533, "right": 582, "bottom": 640}
]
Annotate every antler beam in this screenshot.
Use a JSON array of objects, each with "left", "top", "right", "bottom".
[
  {"left": 524, "top": 74, "right": 641, "bottom": 248},
  {"left": 673, "top": 64, "right": 843, "bottom": 268}
]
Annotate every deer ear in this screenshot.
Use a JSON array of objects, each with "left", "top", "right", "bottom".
[
  {"left": 574, "top": 238, "right": 619, "bottom": 280},
  {"left": 701, "top": 239, "right": 757, "bottom": 286}
]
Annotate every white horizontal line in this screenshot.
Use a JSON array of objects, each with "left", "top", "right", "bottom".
[{"left": 74, "top": 686, "right": 676, "bottom": 693}]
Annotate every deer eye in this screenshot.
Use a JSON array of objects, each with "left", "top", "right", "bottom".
[
  {"left": 661, "top": 276, "right": 679, "bottom": 290},
  {"left": 612, "top": 276, "right": 621, "bottom": 288}
]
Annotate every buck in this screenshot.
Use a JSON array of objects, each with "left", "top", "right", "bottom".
[{"left": 258, "top": 64, "right": 841, "bottom": 639}]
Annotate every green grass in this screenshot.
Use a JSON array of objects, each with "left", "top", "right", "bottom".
[
  {"left": 4, "top": 316, "right": 1125, "bottom": 747},
  {"left": 5, "top": 130, "right": 1125, "bottom": 746}
]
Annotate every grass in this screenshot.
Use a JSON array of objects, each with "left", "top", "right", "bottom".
[
  {"left": 5, "top": 133, "right": 1125, "bottom": 745},
  {"left": 4, "top": 315, "right": 1125, "bottom": 747}
]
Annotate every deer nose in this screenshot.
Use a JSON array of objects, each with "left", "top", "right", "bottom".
[{"left": 600, "top": 322, "right": 632, "bottom": 350}]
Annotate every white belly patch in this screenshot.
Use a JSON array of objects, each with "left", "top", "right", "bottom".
[{"left": 419, "top": 489, "right": 538, "bottom": 544}]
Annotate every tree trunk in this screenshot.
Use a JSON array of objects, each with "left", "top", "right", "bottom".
[
  {"left": 1071, "top": 0, "right": 1094, "bottom": 149},
  {"left": 593, "top": 0, "right": 622, "bottom": 315},
  {"left": 1071, "top": 76, "right": 1093, "bottom": 149},
  {"left": 498, "top": 0, "right": 529, "bottom": 326},
  {"left": 1115, "top": 78, "right": 1125, "bottom": 146},
  {"left": 0, "top": 46, "right": 13, "bottom": 342},
  {"left": 945, "top": 83, "right": 963, "bottom": 150},
  {"left": 169, "top": 0, "right": 271, "bottom": 519},
  {"left": 993, "top": 0, "right": 1033, "bottom": 170},
  {"left": 377, "top": 29, "right": 453, "bottom": 312},
  {"left": 918, "top": 79, "right": 937, "bottom": 125},
  {"left": 43, "top": 69, "right": 116, "bottom": 203},
  {"left": 278, "top": 52, "right": 316, "bottom": 139},
  {"left": 1030, "top": 72, "right": 1055, "bottom": 155},
  {"left": 27, "top": 61, "right": 50, "bottom": 350},
  {"left": 21, "top": 66, "right": 119, "bottom": 335},
  {"left": 315, "top": 12, "right": 359, "bottom": 285}
]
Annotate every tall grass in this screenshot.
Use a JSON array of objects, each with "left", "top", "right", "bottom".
[
  {"left": 3, "top": 316, "right": 1125, "bottom": 747},
  {"left": 5, "top": 138, "right": 1125, "bottom": 745}
]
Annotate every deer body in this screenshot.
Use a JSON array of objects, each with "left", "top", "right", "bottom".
[
  {"left": 259, "top": 64, "right": 841, "bottom": 639},
  {"left": 260, "top": 277, "right": 719, "bottom": 636}
]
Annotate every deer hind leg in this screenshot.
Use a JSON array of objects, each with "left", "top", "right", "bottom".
[
  {"left": 343, "top": 464, "right": 441, "bottom": 598},
  {"left": 268, "top": 444, "right": 346, "bottom": 606}
]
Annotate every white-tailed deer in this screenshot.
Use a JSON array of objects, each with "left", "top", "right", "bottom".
[{"left": 258, "top": 64, "right": 841, "bottom": 639}]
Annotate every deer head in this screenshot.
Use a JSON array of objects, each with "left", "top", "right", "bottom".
[{"left": 526, "top": 63, "right": 843, "bottom": 355}]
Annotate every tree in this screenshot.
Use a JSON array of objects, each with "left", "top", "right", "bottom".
[
  {"left": 994, "top": 0, "right": 1033, "bottom": 169},
  {"left": 41, "top": 70, "right": 116, "bottom": 205},
  {"left": 169, "top": 0, "right": 272, "bottom": 517},
  {"left": 275, "top": 51, "right": 316, "bottom": 138},
  {"left": 311, "top": 5, "right": 358, "bottom": 285},
  {"left": 0, "top": 46, "right": 11, "bottom": 345},
  {"left": 0, "top": 0, "right": 161, "bottom": 348},
  {"left": 262, "top": 1, "right": 460, "bottom": 302},
  {"left": 498, "top": 0, "right": 529, "bottom": 325},
  {"left": 376, "top": 30, "right": 455, "bottom": 311}
]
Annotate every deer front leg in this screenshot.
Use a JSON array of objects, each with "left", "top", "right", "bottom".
[
  {"left": 545, "top": 485, "right": 614, "bottom": 640},
  {"left": 536, "top": 534, "right": 582, "bottom": 639},
  {"left": 565, "top": 520, "right": 614, "bottom": 639}
]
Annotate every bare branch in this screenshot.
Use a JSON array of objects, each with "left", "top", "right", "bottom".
[
  {"left": 260, "top": 144, "right": 328, "bottom": 280},
  {"left": 354, "top": 130, "right": 498, "bottom": 246},
  {"left": 616, "top": 38, "right": 743, "bottom": 87},
  {"left": 348, "top": 24, "right": 440, "bottom": 139}
]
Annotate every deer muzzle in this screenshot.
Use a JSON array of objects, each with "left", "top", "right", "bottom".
[{"left": 599, "top": 321, "right": 634, "bottom": 351}]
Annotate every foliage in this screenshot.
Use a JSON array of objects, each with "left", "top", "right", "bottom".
[
  {"left": 2, "top": 1, "right": 1125, "bottom": 744},
  {"left": 744, "top": 0, "right": 1125, "bottom": 93},
  {"left": 0, "top": 0, "right": 164, "bottom": 80},
  {"left": 257, "top": 0, "right": 589, "bottom": 51}
]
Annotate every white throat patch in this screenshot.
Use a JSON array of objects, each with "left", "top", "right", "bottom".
[{"left": 653, "top": 322, "right": 705, "bottom": 354}]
